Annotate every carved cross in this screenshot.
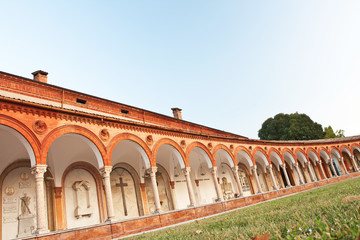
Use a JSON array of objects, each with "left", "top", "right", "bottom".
[{"left": 116, "top": 177, "right": 128, "bottom": 216}]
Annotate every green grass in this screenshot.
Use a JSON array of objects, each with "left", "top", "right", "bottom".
[{"left": 128, "top": 177, "right": 360, "bottom": 240}]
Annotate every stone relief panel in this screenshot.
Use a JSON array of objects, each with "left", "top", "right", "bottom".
[
  {"left": 2, "top": 167, "right": 37, "bottom": 240},
  {"left": 64, "top": 169, "right": 100, "bottom": 229},
  {"left": 238, "top": 167, "right": 252, "bottom": 196},
  {"left": 110, "top": 167, "right": 139, "bottom": 220},
  {"left": 32, "top": 119, "right": 47, "bottom": 135}
]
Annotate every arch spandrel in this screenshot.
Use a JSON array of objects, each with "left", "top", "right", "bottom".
[
  {"left": 152, "top": 138, "right": 186, "bottom": 168},
  {"left": 0, "top": 115, "right": 41, "bottom": 166},
  {"left": 186, "top": 142, "right": 215, "bottom": 167},
  {"left": 213, "top": 144, "right": 235, "bottom": 168},
  {"left": 107, "top": 133, "right": 152, "bottom": 168}
]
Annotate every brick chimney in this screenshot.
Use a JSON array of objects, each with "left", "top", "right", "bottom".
[
  {"left": 171, "top": 108, "right": 182, "bottom": 120},
  {"left": 32, "top": 70, "right": 48, "bottom": 83}
]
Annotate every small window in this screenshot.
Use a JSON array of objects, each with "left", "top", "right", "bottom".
[
  {"left": 121, "top": 109, "right": 129, "bottom": 114},
  {"left": 76, "top": 98, "right": 87, "bottom": 104}
]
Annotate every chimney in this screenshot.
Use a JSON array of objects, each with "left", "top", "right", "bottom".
[
  {"left": 171, "top": 108, "right": 182, "bottom": 120},
  {"left": 32, "top": 70, "right": 48, "bottom": 83}
]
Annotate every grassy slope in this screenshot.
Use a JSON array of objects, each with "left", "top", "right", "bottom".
[{"left": 129, "top": 177, "right": 360, "bottom": 240}]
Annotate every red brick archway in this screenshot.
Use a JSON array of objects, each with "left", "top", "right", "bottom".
[{"left": 41, "top": 125, "right": 107, "bottom": 166}]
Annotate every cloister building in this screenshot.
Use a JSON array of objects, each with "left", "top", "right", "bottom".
[{"left": 0, "top": 70, "right": 359, "bottom": 240}]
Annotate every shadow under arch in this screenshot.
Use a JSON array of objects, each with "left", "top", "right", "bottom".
[
  {"left": 152, "top": 138, "right": 186, "bottom": 168},
  {"left": 108, "top": 133, "right": 152, "bottom": 168}
]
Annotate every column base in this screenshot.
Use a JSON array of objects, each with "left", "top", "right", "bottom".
[
  {"left": 187, "top": 204, "right": 195, "bottom": 208},
  {"left": 152, "top": 209, "right": 163, "bottom": 214},
  {"left": 104, "top": 217, "right": 115, "bottom": 223},
  {"left": 34, "top": 229, "right": 50, "bottom": 235}
]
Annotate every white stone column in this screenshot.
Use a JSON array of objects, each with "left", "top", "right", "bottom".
[
  {"left": 351, "top": 156, "right": 359, "bottom": 172},
  {"left": 100, "top": 166, "right": 115, "bottom": 221},
  {"left": 281, "top": 164, "right": 291, "bottom": 187},
  {"left": 307, "top": 162, "right": 316, "bottom": 182},
  {"left": 340, "top": 157, "right": 348, "bottom": 174},
  {"left": 182, "top": 167, "right": 196, "bottom": 207},
  {"left": 267, "top": 164, "right": 278, "bottom": 190},
  {"left": 147, "top": 167, "right": 162, "bottom": 213},
  {"left": 211, "top": 167, "right": 223, "bottom": 202},
  {"left": 232, "top": 166, "right": 244, "bottom": 197},
  {"left": 294, "top": 163, "right": 303, "bottom": 185},
  {"left": 31, "top": 165, "right": 49, "bottom": 234},
  {"left": 318, "top": 160, "right": 327, "bottom": 179},
  {"left": 330, "top": 159, "right": 338, "bottom": 177},
  {"left": 251, "top": 165, "right": 262, "bottom": 193}
]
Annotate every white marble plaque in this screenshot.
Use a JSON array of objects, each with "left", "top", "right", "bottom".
[
  {"left": 3, "top": 216, "right": 17, "bottom": 223},
  {"left": 19, "top": 181, "right": 31, "bottom": 189},
  {"left": 3, "top": 197, "right": 17, "bottom": 204},
  {"left": 3, "top": 205, "right": 17, "bottom": 214}
]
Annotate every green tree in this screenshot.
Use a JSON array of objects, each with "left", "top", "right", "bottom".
[
  {"left": 324, "top": 126, "right": 345, "bottom": 138},
  {"left": 258, "top": 113, "right": 325, "bottom": 140},
  {"left": 324, "top": 126, "right": 337, "bottom": 139}
]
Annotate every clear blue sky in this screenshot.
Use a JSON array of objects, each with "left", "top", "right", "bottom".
[{"left": 1, "top": 1, "right": 360, "bottom": 139}]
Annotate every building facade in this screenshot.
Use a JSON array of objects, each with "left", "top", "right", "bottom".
[{"left": 0, "top": 70, "right": 359, "bottom": 239}]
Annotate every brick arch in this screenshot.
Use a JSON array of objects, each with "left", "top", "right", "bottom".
[
  {"left": 234, "top": 146, "right": 255, "bottom": 166},
  {"left": 213, "top": 144, "right": 236, "bottom": 167},
  {"left": 340, "top": 145, "right": 352, "bottom": 157},
  {"left": 319, "top": 147, "right": 330, "bottom": 156},
  {"left": 350, "top": 143, "right": 360, "bottom": 154},
  {"left": 330, "top": 146, "right": 342, "bottom": 157},
  {"left": 282, "top": 148, "right": 296, "bottom": 163},
  {"left": 319, "top": 147, "right": 331, "bottom": 161},
  {"left": 268, "top": 147, "right": 284, "bottom": 163},
  {"left": 0, "top": 114, "right": 41, "bottom": 165},
  {"left": 41, "top": 125, "right": 107, "bottom": 166},
  {"left": 306, "top": 147, "right": 319, "bottom": 160},
  {"left": 186, "top": 141, "right": 215, "bottom": 167},
  {"left": 253, "top": 147, "right": 270, "bottom": 165},
  {"left": 152, "top": 138, "right": 186, "bottom": 167},
  {"left": 107, "top": 132, "right": 153, "bottom": 167},
  {"left": 295, "top": 148, "right": 306, "bottom": 157}
]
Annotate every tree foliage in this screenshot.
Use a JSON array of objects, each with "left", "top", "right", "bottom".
[
  {"left": 324, "top": 126, "right": 345, "bottom": 139},
  {"left": 258, "top": 113, "right": 345, "bottom": 140},
  {"left": 258, "top": 113, "right": 325, "bottom": 140}
]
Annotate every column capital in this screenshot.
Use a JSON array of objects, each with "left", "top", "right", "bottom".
[
  {"left": 147, "top": 167, "right": 158, "bottom": 175},
  {"left": 99, "top": 166, "right": 113, "bottom": 178},
  {"left": 31, "top": 165, "right": 47, "bottom": 177},
  {"left": 266, "top": 164, "right": 273, "bottom": 170},
  {"left": 281, "top": 163, "right": 286, "bottom": 169},
  {"left": 211, "top": 166, "right": 217, "bottom": 174},
  {"left": 319, "top": 160, "right": 322, "bottom": 164},
  {"left": 182, "top": 167, "right": 191, "bottom": 175},
  {"left": 251, "top": 165, "right": 257, "bottom": 171},
  {"left": 306, "top": 161, "right": 311, "bottom": 166},
  {"left": 232, "top": 166, "right": 239, "bottom": 173}
]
